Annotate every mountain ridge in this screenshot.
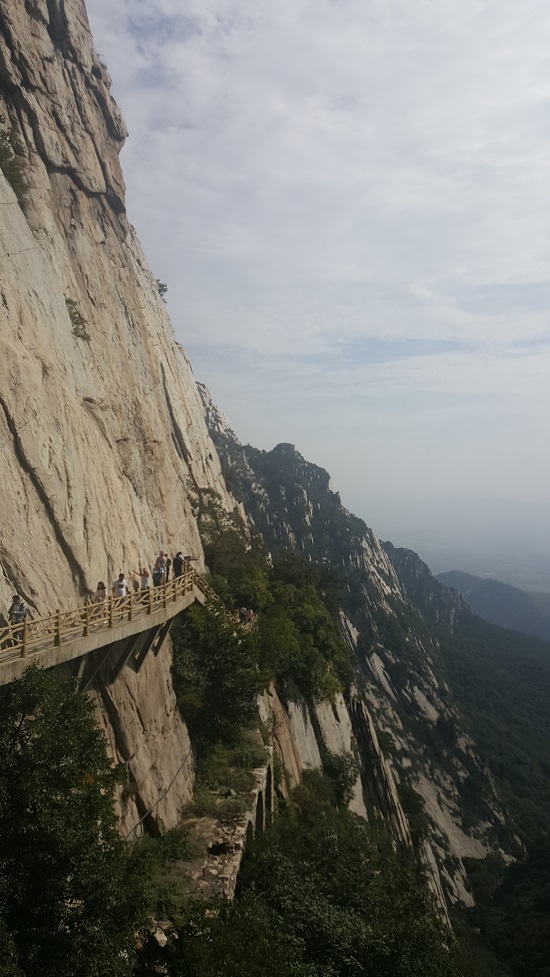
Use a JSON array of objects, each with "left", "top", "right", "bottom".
[
  {"left": 437, "top": 570, "right": 550, "bottom": 642},
  {"left": 199, "top": 383, "right": 545, "bottom": 908}
]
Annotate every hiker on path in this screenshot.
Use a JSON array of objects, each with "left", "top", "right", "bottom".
[
  {"left": 152, "top": 559, "right": 164, "bottom": 588},
  {"left": 164, "top": 554, "right": 172, "bottom": 581},
  {"left": 7, "top": 594, "right": 27, "bottom": 646},
  {"left": 96, "top": 581, "right": 108, "bottom": 603},
  {"left": 173, "top": 552, "right": 184, "bottom": 578},
  {"left": 8, "top": 594, "right": 27, "bottom": 625},
  {"left": 93, "top": 581, "right": 108, "bottom": 623},
  {"left": 133, "top": 568, "right": 150, "bottom": 591},
  {"left": 112, "top": 573, "right": 129, "bottom": 601}
]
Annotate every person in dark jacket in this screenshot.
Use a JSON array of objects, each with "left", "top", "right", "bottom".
[{"left": 7, "top": 594, "right": 27, "bottom": 647}]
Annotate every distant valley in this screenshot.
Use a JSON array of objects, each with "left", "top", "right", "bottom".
[{"left": 437, "top": 570, "right": 550, "bottom": 642}]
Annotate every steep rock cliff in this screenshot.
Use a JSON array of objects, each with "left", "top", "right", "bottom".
[
  {"left": 200, "top": 385, "right": 514, "bottom": 906},
  {"left": 0, "top": 0, "right": 234, "bottom": 616},
  {"left": 0, "top": 0, "right": 238, "bottom": 832}
]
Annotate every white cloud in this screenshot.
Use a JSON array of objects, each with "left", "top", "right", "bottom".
[{"left": 86, "top": 0, "right": 550, "bottom": 529}]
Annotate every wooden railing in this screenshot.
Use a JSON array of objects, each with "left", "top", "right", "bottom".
[
  {"left": 198, "top": 578, "right": 256, "bottom": 633},
  {"left": 0, "top": 569, "right": 207, "bottom": 665}
]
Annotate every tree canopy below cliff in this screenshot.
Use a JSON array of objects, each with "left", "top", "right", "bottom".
[
  {"left": 0, "top": 668, "right": 146, "bottom": 977},
  {"left": 169, "top": 772, "right": 459, "bottom": 977}
]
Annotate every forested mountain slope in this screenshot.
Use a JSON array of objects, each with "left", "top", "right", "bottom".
[
  {"left": 437, "top": 570, "right": 550, "bottom": 642},
  {"left": 199, "top": 385, "right": 550, "bottom": 902}
]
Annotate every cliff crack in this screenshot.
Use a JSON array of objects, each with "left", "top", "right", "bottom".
[
  {"left": 0, "top": 394, "right": 88, "bottom": 592},
  {"left": 161, "top": 363, "right": 194, "bottom": 474}
]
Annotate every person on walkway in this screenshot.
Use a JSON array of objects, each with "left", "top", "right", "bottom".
[
  {"left": 112, "top": 573, "right": 129, "bottom": 601},
  {"left": 132, "top": 568, "right": 150, "bottom": 591},
  {"left": 239, "top": 606, "right": 247, "bottom": 624},
  {"left": 8, "top": 594, "right": 27, "bottom": 624},
  {"left": 7, "top": 594, "right": 27, "bottom": 646},
  {"left": 164, "top": 554, "right": 172, "bottom": 581},
  {"left": 96, "top": 581, "right": 107, "bottom": 604},
  {"left": 152, "top": 559, "right": 164, "bottom": 588},
  {"left": 93, "top": 581, "right": 108, "bottom": 623},
  {"left": 173, "top": 552, "right": 184, "bottom": 578}
]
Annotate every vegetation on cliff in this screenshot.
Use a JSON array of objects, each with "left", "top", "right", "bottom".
[
  {"left": 0, "top": 668, "right": 146, "bottom": 977},
  {"left": 201, "top": 425, "right": 550, "bottom": 977},
  {"left": 468, "top": 841, "right": 550, "bottom": 977},
  {"left": 172, "top": 529, "right": 352, "bottom": 733},
  {"left": 167, "top": 773, "right": 459, "bottom": 977}
]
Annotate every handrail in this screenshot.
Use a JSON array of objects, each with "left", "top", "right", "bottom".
[{"left": 0, "top": 568, "right": 208, "bottom": 666}]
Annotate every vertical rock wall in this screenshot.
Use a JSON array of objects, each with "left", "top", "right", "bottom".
[
  {"left": 0, "top": 0, "right": 234, "bottom": 617},
  {"left": 0, "top": 0, "right": 236, "bottom": 831}
]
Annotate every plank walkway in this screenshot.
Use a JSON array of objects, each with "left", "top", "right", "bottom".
[{"left": 0, "top": 569, "right": 207, "bottom": 685}]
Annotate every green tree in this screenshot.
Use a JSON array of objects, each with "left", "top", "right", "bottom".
[
  {"left": 0, "top": 667, "right": 145, "bottom": 977},
  {"left": 169, "top": 774, "right": 459, "bottom": 977},
  {"left": 171, "top": 895, "right": 313, "bottom": 977},
  {"left": 172, "top": 602, "right": 265, "bottom": 741},
  {"left": 236, "top": 774, "right": 458, "bottom": 977}
]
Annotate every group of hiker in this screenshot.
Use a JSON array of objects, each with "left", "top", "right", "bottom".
[
  {"left": 3, "top": 551, "right": 256, "bottom": 645},
  {"left": 3, "top": 552, "right": 193, "bottom": 637},
  {"left": 96, "top": 551, "right": 193, "bottom": 605}
]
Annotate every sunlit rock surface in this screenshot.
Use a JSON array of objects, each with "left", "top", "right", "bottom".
[{"left": 0, "top": 0, "right": 233, "bottom": 617}]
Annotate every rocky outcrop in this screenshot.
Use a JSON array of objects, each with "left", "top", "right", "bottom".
[
  {"left": 0, "top": 0, "right": 234, "bottom": 619},
  {"left": 173, "top": 751, "right": 273, "bottom": 902},
  {"left": 0, "top": 0, "right": 239, "bottom": 836},
  {"left": 260, "top": 685, "right": 370, "bottom": 822},
  {"left": 89, "top": 634, "right": 195, "bottom": 838},
  {"left": 201, "top": 393, "right": 515, "bottom": 906}
]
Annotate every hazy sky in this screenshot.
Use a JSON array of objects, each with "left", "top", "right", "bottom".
[{"left": 85, "top": 0, "right": 550, "bottom": 565}]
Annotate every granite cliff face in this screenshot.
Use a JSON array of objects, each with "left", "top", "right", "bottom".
[
  {"left": 0, "top": 0, "right": 233, "bottom": 617},
  {"left": 0, "top": 0, "right": 407, "bottom": 856},
  {"left": 0, "top": 0, "right": 238, "bottom": 836}
]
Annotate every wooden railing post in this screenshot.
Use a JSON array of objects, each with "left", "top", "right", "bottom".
[
  {"left": 163, "top": 580, "right": 167, "bottom": 609},
  {"left": 147, "top": 586, "right": 152, "bottom": 615},
  {"left": 21, "top": 620, "right": 27, "bottom": 659},
  {"left": 84, "top": 602, "right": 90, "bottom": 638},
  {"left": 54, "top": 610, "right": 61, "bottom": 647},
  {"left": 108, "top": 595, "right": 114, "bottom": 628},
  {"left": 128, "top": 592, "right": 133, "bottom": 622}
]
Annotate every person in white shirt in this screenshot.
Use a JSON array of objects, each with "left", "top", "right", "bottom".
[{"left": 112, "top": 573, "right": 129, "bottom": 600}]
